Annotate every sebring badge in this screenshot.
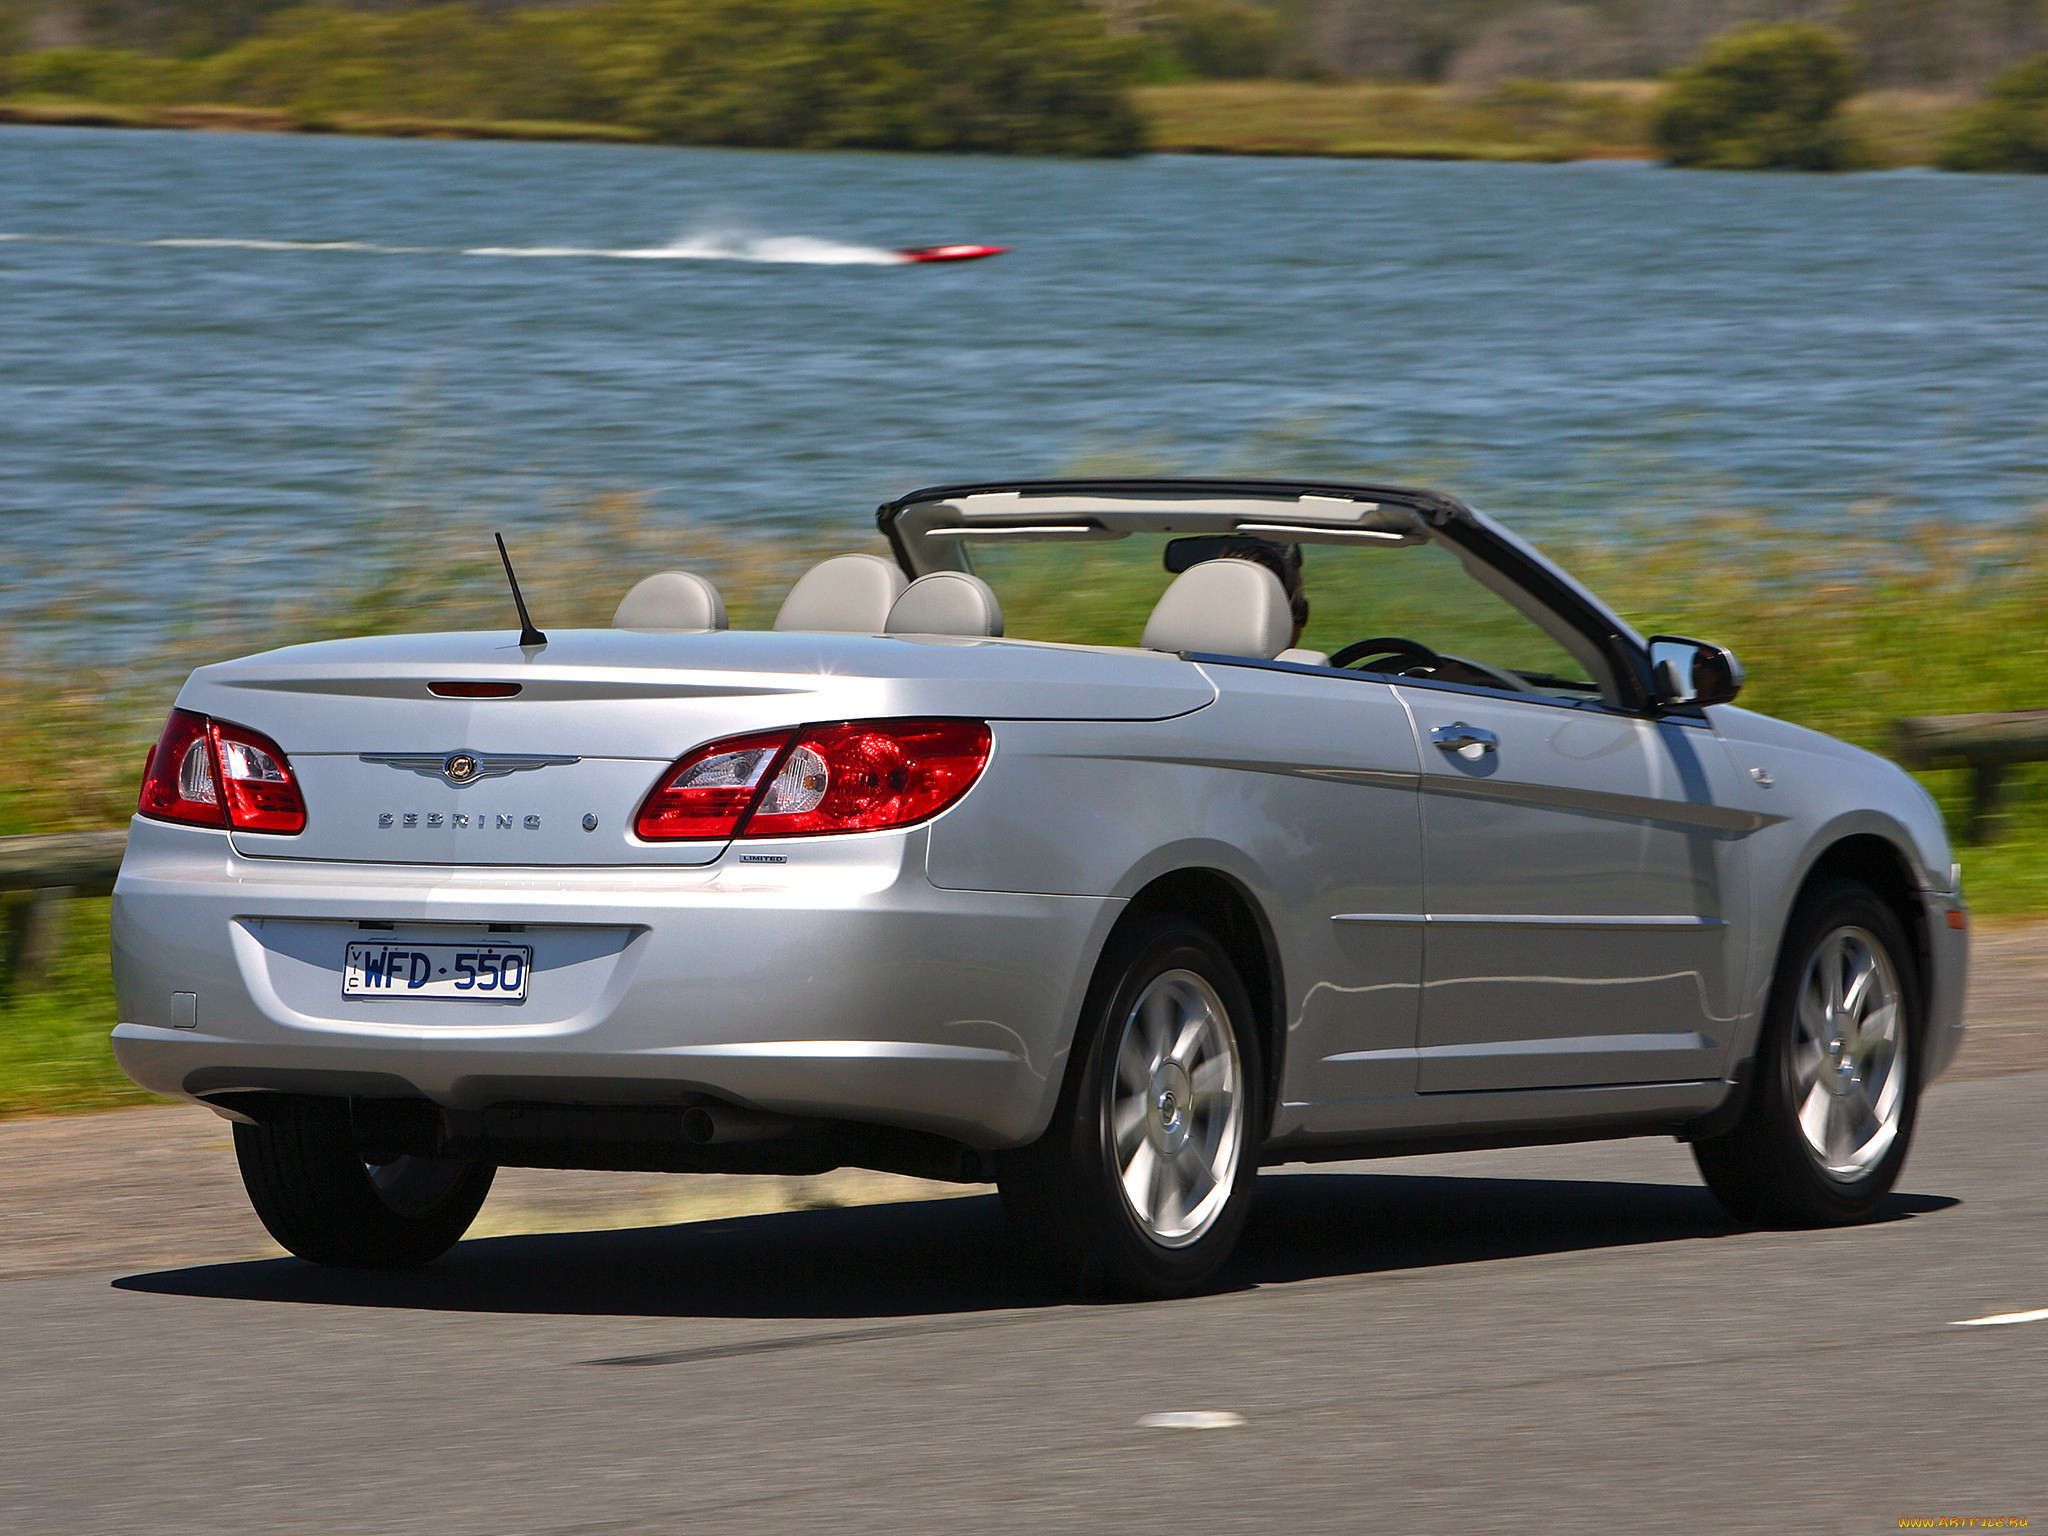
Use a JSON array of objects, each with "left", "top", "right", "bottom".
[
  {"left": 378, "top": 811, "right": 546, "bottom": 829},
  {"left": 360, "top": 750, "right": 579, "bottom": 786}
]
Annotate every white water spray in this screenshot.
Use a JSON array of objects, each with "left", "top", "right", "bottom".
[{"left": 465, "top": 225, "right": 908, "bottom": 265}]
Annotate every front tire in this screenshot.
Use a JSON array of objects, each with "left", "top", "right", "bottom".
[
  {"left": 998, "top": 916, "right": 1262, "bottom": 1298},
  {"left": 234, "top": 1097, "right": 495, "bottom": 1268},
  {"left": 1693, "top": 878, "right": 1920, "bottom": 1226}
]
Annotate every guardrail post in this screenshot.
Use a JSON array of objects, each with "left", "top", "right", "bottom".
[
  {"left": 4, "top": 887, "right": 74, "bottom": 988},
  {"left": 1969, "top": 763, "right": 2007, "bottom": 845},
  {"left": 0, "top": 831, "right": 129, "bottom": 991}
]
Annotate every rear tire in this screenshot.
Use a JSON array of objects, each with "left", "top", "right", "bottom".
[
  {"left": 1693, "top": 878, "right": 1920, "bottom": 1226},
  {"left": 234, "top": 1098, "right": 495, "bottom": 1268},
  {"left": 997, "top": 916, "right": 1262, "bottom": 1299}
]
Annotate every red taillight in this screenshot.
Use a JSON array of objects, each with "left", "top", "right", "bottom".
[
  {"left": 139, "top": 709, "right": 224, "bottom": 828},
  {"left": 633, "top": 720, "right": 991, "bottom": 843},
  {"left": 428, "top": 681, "right": 522, "bottom": 699},
  {"left": 212, "top": 719, "right": 307, "bottom": 833},
  {"left": 634, "top": 730, "right": 794, "bottom": 841},
  {"left": 138, "top": 710, "right": 306, "bottom": 835},
  {"left": 743, "top": 720, "right": 991, "bottom": 838}
]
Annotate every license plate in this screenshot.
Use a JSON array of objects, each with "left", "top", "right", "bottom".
[{"left": 343, "top": 942, "right": 531, "bottom": 1001}]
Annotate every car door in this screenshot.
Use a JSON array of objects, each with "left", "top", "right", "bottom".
[
  {"left": 1396, "top": 683, "right": 1752, "bottom": 1093},
  {"left": 1204, "top": 664, "right": 1427, "bottom": 1120}
]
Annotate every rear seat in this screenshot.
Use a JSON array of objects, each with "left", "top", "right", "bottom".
[
  {"left": 612, "top": 571, "right": 728, "bottom": 632},
  {"left": 773, "top": 554, "right": 907, "bottom": 633},
  {"left": 884, "top": 572, "right": 1003, "bottom": 638}
]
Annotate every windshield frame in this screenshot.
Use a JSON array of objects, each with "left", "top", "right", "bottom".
[{"left": 877, "top": 477, "right": 1656, "bottom": 712}]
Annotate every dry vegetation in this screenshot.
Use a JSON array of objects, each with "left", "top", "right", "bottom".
[{"left": 1136, "top": 76, "right": 1973, "bottom": 162}]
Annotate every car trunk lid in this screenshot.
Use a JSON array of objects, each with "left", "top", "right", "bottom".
[{"left": 172, "top": 628, "right": 1213, "bottom": 866}]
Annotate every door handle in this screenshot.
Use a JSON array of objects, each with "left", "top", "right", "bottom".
[{"left": 1431, "top": 722, "right": 1498, "bottom": 755}]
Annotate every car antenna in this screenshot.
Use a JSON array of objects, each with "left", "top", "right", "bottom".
[{"left": 494, "top": 532, "right": 548, "bottom": 648}]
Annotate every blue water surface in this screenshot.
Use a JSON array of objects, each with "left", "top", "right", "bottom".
[{"left": 3, "top": 125, "right": 2045, "bottom": 632}]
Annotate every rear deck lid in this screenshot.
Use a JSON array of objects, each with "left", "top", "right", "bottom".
[{"left": 175, "top": 628, "right": 1214, "bottom": 865}]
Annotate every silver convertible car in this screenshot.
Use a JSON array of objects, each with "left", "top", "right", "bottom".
[{"left": 110, "top": 479, "right": 1969, "bottom": 1296}]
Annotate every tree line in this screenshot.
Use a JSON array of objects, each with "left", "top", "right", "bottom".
[
  {"left": 5, "top": 0, "right": 2046, "bottom": 166},
  {"left": 0, "top": 0, "right": 1148, "bottom": 154}
]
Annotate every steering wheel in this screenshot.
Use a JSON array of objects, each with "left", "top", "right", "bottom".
[
  {"left": 1331, "top": 636, "right": 1442, "bottom": 673},
  {"left": 1332, "top": 637, "right": 1541, "bottom": 694}
]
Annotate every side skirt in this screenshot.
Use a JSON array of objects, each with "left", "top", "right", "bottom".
[{"left": 1263, "top": 1076, "right": 1743, "bottom": 1166}]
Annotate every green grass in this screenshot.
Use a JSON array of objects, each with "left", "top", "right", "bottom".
[
  {"left": 977, "top": 507, "right": 2048, "bottom": 913},
  {"left": 0, "top": 899, "right": 153, "bottom": 1118},
  {"left": 2, "top": 491, "right": 2043, "bottom": 1115}
]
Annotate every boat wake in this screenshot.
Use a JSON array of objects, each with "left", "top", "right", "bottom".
[
  {"left": 148, "top": 236, "right": 432, "bottom": 253},
  {"left": 0, "top": 232, "right": 432, "bottom": 254},
  {"left": 1, "top": 227, "right": 913, "bottom": 265},
  {"left": 464, "top": 230, "right": 909, "bottom": 265}
]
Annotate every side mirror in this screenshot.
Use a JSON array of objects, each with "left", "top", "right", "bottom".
[{"left": 1647, "top": 635, "right": 1745, "bottom": 709}]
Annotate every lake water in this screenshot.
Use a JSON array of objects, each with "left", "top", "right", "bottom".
[{"left": 3, "top": 125, "right": 2045, "bottom": 637}]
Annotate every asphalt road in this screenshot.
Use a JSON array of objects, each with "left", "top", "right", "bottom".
[{"left": 4, "top": 1070, "right": 2044, "bottom": 1535}]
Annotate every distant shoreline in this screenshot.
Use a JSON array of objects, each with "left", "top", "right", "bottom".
[
  {"left": 0, "top": 80, "right": 1973, "bottom": 167},
  {"left": 0, "top": 99, "right": 653, "bottom": 144}
]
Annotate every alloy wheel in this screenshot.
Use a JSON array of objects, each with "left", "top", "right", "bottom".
[
  {"left": 1104, "top": 968, "right": 1244, "bottom": 1247},
  {"left": 1789, "top": 924, "right": 1907, "bottom": 1180}
]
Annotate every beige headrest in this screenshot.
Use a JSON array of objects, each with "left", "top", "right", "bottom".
[
  {"left": 1141, "top": 559, "right": 1292, "bottom": 660},
  {"left": 885, "top": 572, "right": 1003, "bottom": 638},
  {"left": 773, "top": 554, "right": 909, "bottom": 634},
  {"left": 612, "top": 571, "right": 728, "bottom": 632}
]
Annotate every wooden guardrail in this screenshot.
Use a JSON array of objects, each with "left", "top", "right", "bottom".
[
  {"left": 0, "top": 830, "right": 127, "bottom": 988},
  {"left": 1894, "top": 709, "right": 2048, "bottom": 843}
]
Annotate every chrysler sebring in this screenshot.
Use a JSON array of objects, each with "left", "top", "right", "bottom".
[{"left": 109, "top": 479, "right": 1968, "bottom": 1295}]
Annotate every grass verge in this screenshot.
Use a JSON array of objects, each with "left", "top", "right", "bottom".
[
  {"left": 1136, "top": 79, "right": 1972, "bottom": 166},
  {"left": 0, "top": 899, "right": 153, "bottom": 1117},
  {"left": 1, "top": 494, "right": 2042, "bottom": 1117},
  {"left": 0, "top": 97, "right": 652, "bottom": 142},
  {"left": 3, "top": 80, "right": 1977, "bottom": 165}
]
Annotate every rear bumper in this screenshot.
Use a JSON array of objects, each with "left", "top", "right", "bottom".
[{"left": 110, "top": 817, "right": 1116, "bottom": 1148}]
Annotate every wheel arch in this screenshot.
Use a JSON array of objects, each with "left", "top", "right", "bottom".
[
  {"left": 1114, "top": 867, "right": 1286, "bottom": 1133},
  {"left": 1781, "top": 828, "right": 1933, "bottom": 1031}
]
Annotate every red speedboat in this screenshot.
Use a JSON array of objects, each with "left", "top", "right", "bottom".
[{"left": 898, "top": 244, "right": 1008, "bottom": 264}]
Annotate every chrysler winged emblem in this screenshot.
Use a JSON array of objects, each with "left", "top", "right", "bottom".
[{"left": 361, "top": 751, "right": 579, "bottom": 786}]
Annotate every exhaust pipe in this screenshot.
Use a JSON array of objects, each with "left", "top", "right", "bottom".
[{"left": 681, "top": 1104, "right": 796, "bottom": 1145}]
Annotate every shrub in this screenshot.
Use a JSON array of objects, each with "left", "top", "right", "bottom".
[
  {"left": 1143, "top": 0, "right": 1283, "bottom": 81},
  {"left": 5, "top": 45, "right": 194, "bottom": 103},
  {"left": 181, "top": 0, "right": 1143, "bottom": 153},
  {"left": 193, "top": 6, "right": 553, "bottom": 120},
  {"left": 1654, "top": 23, "right": 1868, "bottom": 171},
  {"left": 579, "top": 0, "right": 1144, "bottom": 155},
  {"left": 1939, "top": 51, "right": 2048, "bottom": 172}
]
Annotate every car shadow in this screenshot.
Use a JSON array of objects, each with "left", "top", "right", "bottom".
[{"left": 112, "top": 1172, "right": 1958, "bottom": 1321}]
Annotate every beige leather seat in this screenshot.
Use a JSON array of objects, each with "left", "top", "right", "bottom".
[
  {"left": 1276, "top": 647, "right": 1330, "bottom": 667},
  {"left": 1141, "top": 559, "right": 1293, "bottom": 660},
  {"left": 773, "top": 554, "right": 908, "bottom": 633},
  {"left": 884, "top": 572, "right": 1003, "bottom": 638},
  {"left": 612, "top": 571, "right": 728, "bottom": 632}
]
